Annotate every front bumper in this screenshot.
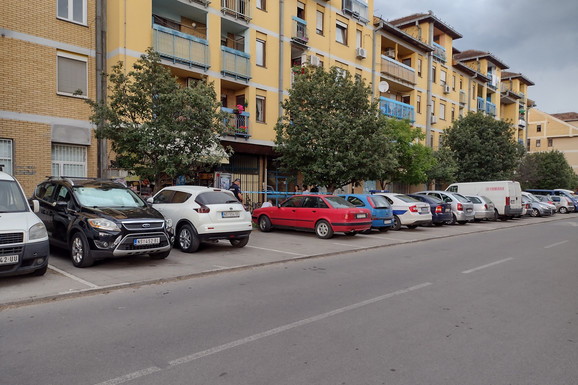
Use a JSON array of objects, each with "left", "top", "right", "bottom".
[{"left": 0, "top": 239, "right": 49, "bottom": 277}]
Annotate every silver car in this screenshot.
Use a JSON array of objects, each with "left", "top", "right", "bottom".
[
  {"left": 415, "top": 190, "right": 474, "bottom": 225},
  {"left": 465, "top": 195, "right": 497, "bottom": 221},
  {"left": 534, "top": 195, "right": 557, "bottom": 214},
  {"left": 549, "top": 195, "right": 575, "bottom": 214},
  {"left": 522, "top": 192, "right": 554, "bottom": 217}
]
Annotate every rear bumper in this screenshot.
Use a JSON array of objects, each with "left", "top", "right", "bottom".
[
  {"left": 198, "top": 230, "right": 252, "bottom": 242},
  {"left": 333, "top": 222, "right": 372, "bottom": 232}
]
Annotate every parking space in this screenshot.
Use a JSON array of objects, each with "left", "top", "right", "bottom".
[{"left": 0, "top": 214, "right": 569, "bottom": 308}]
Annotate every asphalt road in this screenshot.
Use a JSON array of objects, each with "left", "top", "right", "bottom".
[{"left": 1, "top": 215, "right": 577, "bottom": 384}]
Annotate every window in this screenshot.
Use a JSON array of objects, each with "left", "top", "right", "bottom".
[
  {"left": 256, "top": 96, "right": 266, "bottom": 123},
  {"left": 440, "top": 70, "right": 447, "bottom": 86},
  {"left": 548, "top": 138, "right": 553, "bottom": 147},
  {"left": 440, "top": 104, "right": 446, "bottom": 120},
  {"left": 297, "top": 1, "right": 305, "bottom": 19},
  {"left": 451, "top": 107, "right": 455, "bottom": 122},
  {"left": 0, "top": 139, "right": 13, "bottom": 175},
  {"left": 526, "top": 139, "right": 530, "bottom": 151},
  {"left": 537, "top": 124, "right": 542, "bottom": 132},
  {"left": 316, "top": 10, "right": 324, "bottom": 35},
  {"left": 336, "top": 20, "right": 348, "bottom": 45},
  {"left": 417, "top": 58, "right": 422, "bottom": 77},
  {"left": 256, "top": 39, "right": 266, "bottom": 67},
  {"left": 57, "top": 0, "right": 86, "bottom": 25},
  {"left": 432, "top": 100, "right": 436, "bottom": 116},
  {"left": 417, "top": 94, "right": 421, "bottom": 114},
  {"left": 536, "top": 139, "right": 541, "bottom": 148},
  {"left": 52, "top": 144, "right": 87, "bottom": 177},
  {"left": 57, "top": 52, "right": 87, "bottom": 97},
  {"left": 452, "top": 75, "right": 456, "bottom": 90},
  {"left": 356, "top": 30, "right": 362, "bottom": 49},
  {"left": 459, "top": 78, "right": 463, "bottom": 90},
  {"left": 432, "top": 66, "right": 436, "bottom": 83},
  {"left": 256, "top": 0, "right": 266, "bottom": 11}
]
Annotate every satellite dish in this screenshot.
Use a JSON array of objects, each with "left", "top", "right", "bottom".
[{"left": 378, "top": 81, "right": 389, "bottom": 93}]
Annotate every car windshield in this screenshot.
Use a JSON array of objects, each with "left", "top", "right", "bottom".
[
  {"left": 324, "top": 196, "right": 355, "bottom": 208},
  {"left": 394, "top": 194, "right": 420, "bottom": 203},
  {"left": 368, "top": 195, "right": 390, "bottom": 209},
  {"left": 0, "top": 180, "right": 29, "bottom": 213},
  {"left": 74, "top": 186, "right": 145, "bottom": 208},
  {"left": 196, "top": 191, "right": 239, "bottom": 205},
  {"left": 452, "top": 193, "right": 471, "bottom": 203}
]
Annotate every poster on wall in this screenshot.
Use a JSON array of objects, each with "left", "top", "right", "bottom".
[{"left": 215, "top": 172, "right": 232, "bottom": 190}]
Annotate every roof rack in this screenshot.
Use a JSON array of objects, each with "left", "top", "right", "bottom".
[{"left": 45, "top": 176, "right": 106, "bottom": 186}]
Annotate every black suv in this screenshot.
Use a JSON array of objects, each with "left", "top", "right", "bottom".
[{"left": 32, "top": 177, "right": 173, "bottom": 267}]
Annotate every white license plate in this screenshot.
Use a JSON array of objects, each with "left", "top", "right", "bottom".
[
  {"left": 134, "top": 237, "right": 160, "bottom": 246},
  {"left": 356, "top": 213, "right": 367, "bottom": 219},
  {"left": 421, "top": 207, "right": 428, "bottom": 213},
  {"left": 0, "top": 255, "right": 19, "bottom": 265},
  {"left": 222, "top": 211, "right": 240, "bottom": 218}
]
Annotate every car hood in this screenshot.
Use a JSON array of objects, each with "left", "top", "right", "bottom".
[
  {"left": 82, "top": 206, "right": 165, "bottom": 221},
  {"left": 0, "top": 211, "right": 43, "bottom": 232}
]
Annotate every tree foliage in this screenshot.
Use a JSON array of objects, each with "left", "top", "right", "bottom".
[
  {"left": 427, "top": 147, "right": 458, "bottom": 186},
  {"left": 275, "top": 66, "right": 396, "bottom": 192},
  {"left": 86, "top": 48, "right": 228, "bottom": 191},
  {"left": 442, "top": 112, "right": 524, "bottom": 181},
  {"left": 516, "top": 150, "right": 578, "bottom": 190}
]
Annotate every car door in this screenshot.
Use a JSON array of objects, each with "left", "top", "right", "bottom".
[
  {"left": 296, "top": 196, "right": 326, "bottom": 230},
  {"left": 34, "top": 182, "right": 57, "bottom": 238},
  {"left": 274, "top": 196, "right": 304, "bottom": 228},
  {"left": 52, "top": 185, "right": 75, "bottom": 244}
]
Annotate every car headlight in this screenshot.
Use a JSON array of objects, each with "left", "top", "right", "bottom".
[
  {"left": 165, "top": 218, "right": 173, "bottom": 231},
  {"left": 29, "top": 222, "right": 48, "bottom": 241},
  {"left": 88, "top": 218, "right": 120, "bottom": 231}
]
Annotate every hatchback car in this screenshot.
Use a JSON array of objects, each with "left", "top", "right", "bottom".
[
  {"left": 534, "top": 195, "right": 557, "bottom": 214},
  {"left": 522, "top": 192, "right": 555, "bottom": 217},
  {"left": 32, "top": 177, "right": 173, "bottom": 267},
  {"left": 415, "top": 191, "right": 474, "bottom": 225},
  {"left": 407, "top": 194, "right": 452, "bottom": 226},
  {"left": 338, "top": 194, "right": 394, "bottom": 232},
  {"left": 549, "top": 195, "right": 575, "bottom": 214},
  {"left": 252, "top": 194, "right": 371, "bottom": 239},
  {"left": 465, "top": 195, "right": 497, "bottom": 221},
  {"left": 150, "top": 186, "right": 252, "bottom": 252},
  {"left": 371, "top": 192, "right": 432, "bottom": 230}
]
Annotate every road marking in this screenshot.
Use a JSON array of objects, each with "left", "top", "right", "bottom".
[
  {"left": 331, "top": 242, "right": 359, "bottom": 248},
  {"left": 93, "top": 282, "right": 432, "bottom": 385},
  {"left": 544, "top": 240, "right": 569, "bottom": 249},
  {"left": 49, "top": 265, "right": 99, "bottom": 288},
  {"left": 246, "top": 245, "right": 306, "bottom": 256},
  {"left": 462, "top": 257, "right": 514, "bottom": 274}
]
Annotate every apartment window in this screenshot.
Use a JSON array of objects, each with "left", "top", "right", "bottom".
[
  {"left": 417, "top": 95, "right": 421, "bottom": 114},
  {"left": 417, "top": 58, "right": 422, "bottom": 77},
  {"left": 0, "top": 139, "right": 13, "bottom": 175},
  {"left": 52, "top": 144, "right": 87, "bottom": 177},
  {"left": 548, "top": 138, "right": 553, "bottom": 147},
  {"left": 432, "top": 100, "right": 436, "bottom": 116},
  {"left": 451, "top": 107, "right": 455, "bottom": 122},
  {"left": 57, "top": 52, "right": 88, "bottom": 97},
  {"left": 526, "top": 139, "right": 530, "bottom": 151},
  {"left": 432, "top": 66, "right": 436, "bottom": 83},
  {"left": 440, "top": 70, "right": 447, "bottom": 86},
  {"left": 297, "top": 2, "right": 305, "bottom": 19},
  {"left": 537, "top": 124, "right": 542, "bottom": 132},
  {"left": 57, "top": 0, "right": 87, "bottom": 25},
  {"left": 452, "top": 75, "right": 456, "bottom": 90},
  {"left": 336, "top": 20, "right": 348, "bottom": 45},
  {"left": 536, "top": 139, "right": 541, "bottom": 148},
  {"left": 316, "top": 10, "right": 324, "bottom": 35},
  {"left": 440, "top": 104, "right": 446, "bottom": 120},
  {"left": 256, "top": 39, "right": 266, "bottom": 67},
  {"left": 356, "top": 30, "right": 362, "bottom": 49},
  {"left": 256, "top": 96, "right": 266, "bottom": 123},
  {"left": 459, "top": 78, "right": 463, "bottom": 90},
  {"left": 256, "top": 0, "right": 266, "bottom": 11}
]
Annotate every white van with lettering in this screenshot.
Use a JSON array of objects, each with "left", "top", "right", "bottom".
[{"left": 446, "top": 181, "right": 523, "bottom": 220}]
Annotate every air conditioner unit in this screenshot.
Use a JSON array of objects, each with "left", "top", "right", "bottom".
[
  {"left": 356, "top": 47, "right": 367, "bottom": 59},
  {"left": 431, "top": 115, "right": 438, "bottom": 124},
  {"left": 385, "top": 48, "right": 395, "bottom": 59},
  {"left": 443, "top": 84, "right": 451, "bottom": 94},
  {"left": 308, "top": 55, "right": 321, "bottom": 66}
]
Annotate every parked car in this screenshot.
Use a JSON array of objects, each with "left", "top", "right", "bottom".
[
  {"left": 549, "top": 195, "right": 575, "bottom": 214},
  {"left": 521, "top": 192, "right": 555, "bottom": 217},
  {"left": 0, "top": 171, "right": 50, "bottom": 277},
  {"left": 252, "top": 194, "right": 371, "bottom": 239},
  {"left": 150, "top": 186, "right": 252, "bottom": 252},
  {"left": 371, "top": 192, "right": 432, "bottom": 230},
  {"left": 407, "top": 194, "right": 452, "bottom": 226},
  {"left": 32, "top": 177, "right": 173, "bottom": 267},
  {"left": 465, "top": 195, "right": 497, "bottom": 221},
  {"left": 415, "top": 190, "right": 474, "bottom": 225},
  {"left": 525, "top": 188, "right": 578, "bottom": 212},
  {"left": 446, "top": 181, "right": 523, "bottom": 219},
  {"left": 339, "top": 194, "right": 394, "bottom": 232},
  {"left": 534, "top": 195, "right": 558, "bottom": 214}
]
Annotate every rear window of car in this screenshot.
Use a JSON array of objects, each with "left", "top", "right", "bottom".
[
  {"left": 196, "top": 191, "right": 238, "bottom": 205},
  {"left": 394, "top": 194, "right": 420, "bottom": 203},
  {"left": 369, "top": 195, "right": 390, "bottom": 209},
  {"left": 452, "top": 193, "right": 471, "bottom": 203},
  {"left": 324, "top": 196, "right": 355, "bottom": 208},
  {"left": 467, "top": 196, "right": 481, "bottom": 204}
]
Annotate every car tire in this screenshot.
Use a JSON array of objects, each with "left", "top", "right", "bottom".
[
  {"left": 150, "top": 250, "right": 170, "bottom": 259},
  {"left": 391, "top": 215, "right": 402, "bottom": 231},
  {"left": 530, "top": 208, "right": 540, "bottom": 217},
  {"left": 70, "top": 232, "right": 94, "bottom": 268},
  {"left": 230, "top": 237, "right": 249, "bottom": 248},
  {"left": 457, "top": 221, "right": 467, "bottom": 225},
  {"left": 258, "top": 215, "right": 272, "bottom": 232},
  {"left": 406, "top": 224, "right": 418, "bottom": 229},
  {"left": 492, "top": 209, "right": 499, "bottom": 221},
  {"left": 559, "top": 207, "right": 568, "bottom": 214},
  {"left": 178, "top": 224, "right": 200, "bottom": 253},
  {"left": 31, "top": 264, "right": 48, "bottom": 276},
  {"left": 315, "top": 220, "right": 334, "bottom": 239}
]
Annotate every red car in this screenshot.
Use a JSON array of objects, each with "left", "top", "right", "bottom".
[{"left": 252, "top": 194, "right": 372, "bottom": 239}]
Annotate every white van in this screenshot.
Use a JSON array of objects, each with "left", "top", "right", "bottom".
[
  {"left": 0, "top": 171, "right": 50, "bottom": 277},
  {"left": 446, "top": 181, "right": 523, "bottom": 219}
]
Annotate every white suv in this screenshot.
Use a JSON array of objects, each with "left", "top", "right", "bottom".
[
  {"left": 150, "top": 186, "right": 252, "bottom": 253},
  {"left": 0, "top": 171, "right": 50, "bottom": 277}
]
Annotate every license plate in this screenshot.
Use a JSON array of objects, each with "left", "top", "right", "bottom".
[
  {"left": 134, "top": 237, "right": 160, "bottom": 246},
  {"left": 467, "top": 208, "right": 473, "bottom": 213},
  {"left": 222, "top": 211, "right": 240, "bottom": 218},
  {"left": 421, "top": 207, "right": 428, "bottom": 213},
  {"left": 0, "top": 255, "right": 19, "bottom": 265},
  {"left": 356, "top": 213, "right": 367, "bottom": 219}
]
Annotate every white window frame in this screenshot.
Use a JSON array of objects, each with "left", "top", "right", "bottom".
[
  {"left": 440, "top": 70, "right": 447, "bottom": 86},
  {"left": 316, "top": 10, "right": 324, "bottom": 35},
  {"left": 52, "top": 144, "right": 87, "bottom": 177},
  {"left": 57, "top": 51, "right": 88, "bottom": 98},
  {"left": 256, "top": 0, "right": 266, "bottom": 11},
  {"left": 256, "top": 96, "right": 266, "bottom": 123},
  {"left": 356, "top": 30, "right": 362, "bottom": 49},
  {"left": 440, "top": 103, "right": 446, "bottom": 120},
  {"left": 256, "top": 39, "right": 266, "bottom": 67},
  {"left": 336, "top": 20, "right": 348, "bottom": 45},
  {"left": 0, "top": 139, "right": 13, "bottom": 175},
  {"left": 57, "top": 0, "right": 87, "bottom": 25}
]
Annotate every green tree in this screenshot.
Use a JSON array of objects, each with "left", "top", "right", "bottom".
[
  {"left": 275, "top": 66, "right": 396, "bottom": 192},
  {"left": 442, "top": 112, "right": 524, "bottom": 181},
  {"left": 427, "top": 147, "right": 458, "bottom": 186},
  {"left": 517, "top": 150, "right": 578, "bottom": 190},
  {"left": 86, "top": 48, "right": 228, "bottom": 192}
]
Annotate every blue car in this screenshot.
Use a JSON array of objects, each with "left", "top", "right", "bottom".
[
  {"left": 339, "top": 194, "right": 394, "bottom": 232},
  {"left": 407, "top": 194, "right": 452, "bottom": 225}
]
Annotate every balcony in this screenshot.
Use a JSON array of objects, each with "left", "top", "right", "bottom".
[
  {"left": 380, "top": 55, "right": 416, "bottom": 86},
  {"left": 500, "top": 83, "right": 523, "bottom": 104},
  {"left": 379, "top": 97, "right": 415, "bottom": 122},
  {"left": 477, "top": 97, "right": 485, "bottom": 112},
  {"left": 221, "top": 0, "right": 251, "bottom": 22},
  {"left": 153, "top": 24, "right": 210, "bottom": 70},
  {"left": 342, "top": 0, "right": 369, "bottom": 23},
  {"left": 221, "top": 46, "right": 251, "bottom": 82},
  {"left": 291, "top": 17, "right": 309, "bottom": 45},
  {"left": 222, "top": 108, "right": 250, "bottom": 139},
  {"left": 486, "top": 101, "right": 496, "bottom": 116},
  {"left": 432, "top": 42, "right": 446, "bottom": 63}
]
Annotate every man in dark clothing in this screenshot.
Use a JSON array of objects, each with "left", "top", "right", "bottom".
[
  {"left": 310, "top": 184, "right": 319, "bottom": 193},
  {"left": 230, "top": 178, "right": 243, "bottom": 203}
]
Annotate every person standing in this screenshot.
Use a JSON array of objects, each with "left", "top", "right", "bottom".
[
  {"left": 230, "top": 178, "right": 243, "bottom": 203},
  {"left": 310, "top": 184, "right": 319, "bottom": 193}
]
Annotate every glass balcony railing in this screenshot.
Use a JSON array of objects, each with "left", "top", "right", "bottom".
[
  {"left": 222, "top": 107, "right": 250, "bottom": 139},
  {"left": 432, "top": 42, "right": 446, "bottom": 63},
  {"left": 221, "top": 46, "right": 251, "bottom": 81},
  {"left": 486, "top": 101, "right": 496, "bottom": 116},
  {"left": 380, "top": 55, "right": 416, "bottom": 85},
  {"left": 477, "top": 97, "right": 485, "bottom": 112},
  {"left": 379, "top": 97, "right": 415, "bottom": 122},
  {"left": 221, "top": 0, "right": 251, "bottom": 22},
  {"left": 152, "top": 24, "right": 210, "bottom": 70},
  {"left": 342, "top": 0, "right": 369, "bottom": 23},
  {"left": 291, "top": 17, "right": 308, "bottom": 44}
]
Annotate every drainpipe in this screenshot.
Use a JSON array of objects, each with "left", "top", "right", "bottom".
[
  {"left": 371, "top": 21, "right": 381, "bottom": 103},
  {"left": 425, "top": 21, "right": 433, "bottom": 148},
  {"left": 278, "top": 0, "right": 284, "bottom": 117},
  {"left": 96, "top": 0, "right": 107, "bottom": 178}
]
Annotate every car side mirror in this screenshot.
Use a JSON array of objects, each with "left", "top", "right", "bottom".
[
  {"left": 147, "top": 197, "right": 154, "bottom": 204},
  {"left": 31, "top": 199, "right": 40, "bottom": 213}
]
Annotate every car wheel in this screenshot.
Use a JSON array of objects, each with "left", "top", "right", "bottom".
[
  {"left": 406, "top": 224, "right": 418, "bottom": 229},
  {"left": 457, "top": 221, "right": 467, "bottom": 225},
  {"left": 70, "top": 232, "right": 94, "bottom": 268},
  {"left": 492, "top": 210, "right": 499, "bottom": 221},
  {"left": 315, "top": 220, "right": 334, "bottom": 239},
  {"left": 230, "top": 237, "right": 249, "bottom": 248},
  {"left": 150, "top": 250, "right": 170, "bottom": 259},
  {"left": 178, "top": 224, "right": 200, "bottom": 253},
  {"left": 258, "top": 215, "right": 272, "bottom": 232},
  {"left": 391, "top": 215, "right": 402, "bottom": 231},
  {"left": 31, "top": 264, "right": 48, "bottom": 276},
  {"left": 559, "top": 207, "right": 568, "bottom": 214},
  {"left": 530, "top": 208, "right": 540, "bottom": 217}
]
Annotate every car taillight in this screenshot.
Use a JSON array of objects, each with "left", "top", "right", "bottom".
[
  {"left": 409, "top": 205, "right": 418, "bottom": 213},
  {"left": 506, "top": 197, "right": 510, "bottom": 206},
  {"left": 457, "top": 203, "right": 463, "bottom": 211},
  {"left": 484, "top": 204, "right": 488, "bottom": 210},
  {"left": 435, "top": 205, "right": 442, "bottom": 213},
  {"left": 195, "top": 205, "right": 210, "bottom": 213}
]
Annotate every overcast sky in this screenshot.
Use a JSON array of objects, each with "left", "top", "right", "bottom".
[{"left": 372, "top": 0, "right": 578, "bottom": 114}]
